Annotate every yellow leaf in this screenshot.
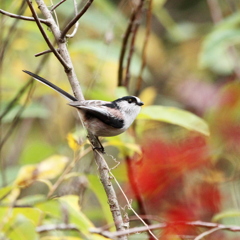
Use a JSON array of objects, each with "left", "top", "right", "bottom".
[
  {"left": 67, "top": 133, "right": 81, "bottom": 151},
  {"left": 14, "top": 155, "right": 68, "bottom": 187},
  {"left": 139, "top": 87, "right": 157, "bottom": 106}
]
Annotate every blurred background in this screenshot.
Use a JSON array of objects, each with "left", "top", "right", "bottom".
[{"left": 1, "top": 0, "right": 240, "bottom": 239}]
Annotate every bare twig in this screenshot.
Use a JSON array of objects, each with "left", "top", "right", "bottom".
[
  {"left": 0, "top": 9, "right": 49, "bottom": 25},
  {"left": 124, "top": 1, "right": 143, "bottom": 88},
  {"left": 47, "top": 145, "right": 92, "bottom": 198},
  {"left": 109, "top": 170, "right": 158, "bottom": 240},
  {"left": 26, "top": 0, "right": 71, "bottom": 72},
  {"left": 50, "top": 0, "right": 67, "bottom": 12},
  {"left": 206, "top": 0, "right": 222, "bottom": 23},
  {"left": 34, "top": 0, "right": 84, "bottom": 100},
  {"left": 194, "top": 227, "right": 227, "bottom": 240},
  {"left": 35, "top": 49, "right": 57, "bottom": 57},
  {"left": 60, "top": 0, "right": 94, "bottom": 40},
  {"left": 118, "top": 1, "right": 143, "bottom": 87},
  {"left": 66, "top": 0, "right": 79, "bottom": 38},
  {"left": 90, "top": 220, "right": 240, "bottom": 239},
  {"left": 36, "top": 223, "right": 79, "bottom": 233},
  {"left": 136, "top": 0, "right": 152, "bottom": 96}
]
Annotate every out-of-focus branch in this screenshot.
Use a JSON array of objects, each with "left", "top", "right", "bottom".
[
  {"left": 136, "top": 0, "right": 152, "bottom": 96},
  {"left": 194, "top": 227, "right": 226, "bottom": 240},
  {"left": 0, "top": 9, "right": 49, "bottom": 25},
  {"left": 118, "top": 0, "right": 143, "bottom": 87},
  {"left": 90, "top": 220, "right": 240, "bottom": 239},
  {"left": 60, "top": 0, "right": 94, "bottom": 40}
]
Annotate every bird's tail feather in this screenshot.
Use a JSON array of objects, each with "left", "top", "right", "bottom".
[{"left": 22, "top": 70, "right": 77, "bottom": 101}]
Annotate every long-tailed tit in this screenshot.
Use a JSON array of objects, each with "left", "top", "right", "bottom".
[{"left": 23, "top": 70, "right": 144, "bottom": 152}]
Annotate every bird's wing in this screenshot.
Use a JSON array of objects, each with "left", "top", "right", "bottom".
[{"left": 68, "top": 102, "right": 124, "bottom": 129}]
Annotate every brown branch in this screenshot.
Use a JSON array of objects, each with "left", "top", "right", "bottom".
[
  {"left": 35, "top": 49, "right": 54, "bottom": 57},
  {"left": 124, "top": 1, "right": 143, "bottom": 88},
  {"left": 50, "top": 0, "right": 67, "bottom": 12},
  {"left": 136, "top": 0, "right": 152, "bottom": 96},
  {"left": 60, "top": 0, "right": 94, "bottom": 40},
  {"left": 26, "top": 0, "right": 71, "bottom": 72},
  {"left": 34, "top": 0, "right": 84, "bottom": 100},
  {"left": 66, "top": 0, "right": 79, "bottom": 38},
  {"left": 90, "top": 220, "right": 240, "bottom": 239},
  {"left": 118, "top": 1, "right": 143, "bottom": 87},
  {"left": 0, "top": 9, "right": 49, "bottom": 25}
]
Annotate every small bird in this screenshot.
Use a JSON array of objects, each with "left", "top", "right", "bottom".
[{"left": 23, "top": 70, "right": 144, "bottom": 152}]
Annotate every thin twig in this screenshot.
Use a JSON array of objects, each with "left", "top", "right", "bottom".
[
  {"left": 118, "top": 1, "right": 143, "bottom": 87},
  {"left": 0, "top": 9, "right": 49, "bottom": 25},
  {"left": 47, "top": 146, "right": 92, "bottom": 198},
  {"left": 66, "top": 0, "right": 79, "bottom": 38},
  {"left": 90, "top": 220, "right": 240, "bottom": 239},
  {"left": 35, "top": 49, "right": 55, "bottom": 57},
  {"left": 26, "top": 0, "right": 71, "bottom": 72},
  {"left": 109, "top": 171, "right": 158, "bottom": 240},
  {"left": 124, "top": 1, "right": 143, "bottom": 88},
  {"left": 136, "top": 0, "right": 152, "bottom": 96},
  {"left": 194, "top": 227, "right": 227, "bottom": 240},
  {"left": 35, "top": 0, "right": 84, "bottom": 100},
  {"left": 50, "top": 0, "right": 67, "bottom": 11},
  {"left": 60, "top": 0, "right": 94, "bottom": 40},
  {"left": 36, "top": 223, "right": 79, "bottom": 233}
]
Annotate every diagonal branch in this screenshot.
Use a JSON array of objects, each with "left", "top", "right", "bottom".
[
  {"left": 60, "top": 0, "right": 94, "bottom": 40},
  {"left": 0, "top": 9, "right": 49, "bottom": 25},
  {"left": 34, "top": 0, "right": 84, "bottom": 100},
  {"left": 50, "top": 0, "right": 67, "bottom": 12},
  {"left": 26, "top": 0, "right": 71, "bottom": 71}
]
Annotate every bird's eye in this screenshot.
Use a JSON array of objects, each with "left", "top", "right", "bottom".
[{"left": 128, "top": 99, "right": 133, "bottom": 103}]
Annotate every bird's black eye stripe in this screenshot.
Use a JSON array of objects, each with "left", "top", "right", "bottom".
[{"left": 103, "top": 102, "right": 120, "bottom": 109}]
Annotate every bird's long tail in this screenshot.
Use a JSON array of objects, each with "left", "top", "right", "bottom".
[{"left": 22, "top": 70, "right": 77, "bottom": 101}]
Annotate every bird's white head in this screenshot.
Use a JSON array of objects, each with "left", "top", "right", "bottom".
[{"left": 113, "top": 96, "right": 144, "bottom": 129}]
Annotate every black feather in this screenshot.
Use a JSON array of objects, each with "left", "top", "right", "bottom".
[
  {"left": 84, "top": 110, "right": 124, "bottom": 129},
  {"left": 23, "top": 70, "right": 77, "bottom": 102}
]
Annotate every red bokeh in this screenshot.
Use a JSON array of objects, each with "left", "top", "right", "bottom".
[{"left": 127, "top": 135, "right": 221, "bottom": 238}]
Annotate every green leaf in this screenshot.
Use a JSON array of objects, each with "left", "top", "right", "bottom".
[
  {"left": 0, "top": 185, "right": 13, "bottom": 199},
  {"left": 58, "top": 195, "right": 94, "bottom": 233},
  {"left": 212, "top": 210, "right": 240, "bottom": 222},
  {"left": 1, "top": 102, "right": 50, "bottom": 123},
  {"left": 138, "top": 105, "right": 210, "bottom": 136},
  {"left": 7, "top": 215, "right": 38, "bottom": 240},
  {"left": 199, "top": 13, "right": 240, "bottom": 74},
  {"left": 87, "top": 175, "right": 113, "bottom": 227}
]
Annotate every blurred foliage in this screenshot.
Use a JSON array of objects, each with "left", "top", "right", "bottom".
[{"left": 1, "top": 0, "right": 240, "bottom": 239}]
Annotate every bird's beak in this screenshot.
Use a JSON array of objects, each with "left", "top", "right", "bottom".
[{"left": 139, "top": 101, "right": 144, "bottom": 106}]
